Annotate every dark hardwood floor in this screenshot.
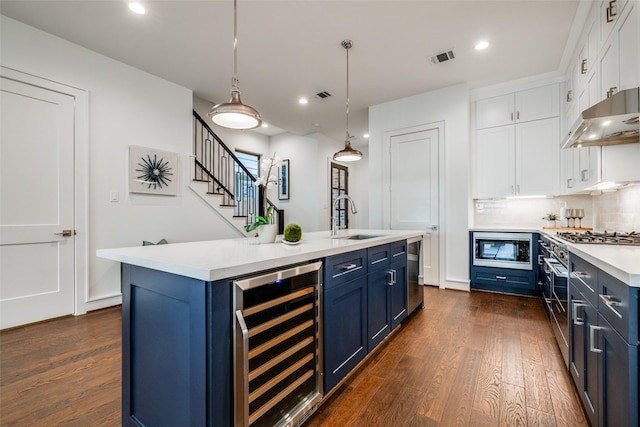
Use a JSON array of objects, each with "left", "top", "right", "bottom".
[
  {"left": 0, "top": 307, "right": 121, "bottom": 426},
  {"left": 0, "top": 287, "right": 587, "bottom": 426},
  {"left": 308, "top": 287, "right": 588, "bottom": 427}
]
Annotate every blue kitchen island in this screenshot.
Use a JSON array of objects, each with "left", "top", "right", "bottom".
[{"left": 97, "top": 229, "right": 424, "bottom": 427}]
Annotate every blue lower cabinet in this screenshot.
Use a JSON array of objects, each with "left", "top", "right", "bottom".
[
  {"left": 390, "top": 259, "right": 408, "bottom": 330},
  {"left": 568, "top": 254, "right": 639, "bottom": 427},
  {"left": 367, "top": 267, "right": 391, "bottom": 351},
  {"left": 470, "top": 265, "right": 538, "bottom": 296},
  {"left": 323, "top": 276, "right": 367, "bottom": 392},
  {"left": 121, "top": 265, "right": 232, "bottom": 427}
]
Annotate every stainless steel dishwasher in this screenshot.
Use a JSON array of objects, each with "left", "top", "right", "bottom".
[
  {"left": 407, "top": 236, "right": 424, "bottom": 314},
  {"left": 234, "top": 261, "right": 323, "bottom": 427}
]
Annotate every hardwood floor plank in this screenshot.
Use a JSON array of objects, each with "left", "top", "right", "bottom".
[
  {"left": 545, "top": 368, "right": 589, "bottom": 427},
  {"left": 439, "top": 348, "right": 483, "bottom": 427},
  {"left": 472, "top": 362, "right": 502, "bottom": 420},
  {"left": 501, "top": 331, "right": 524, "bottom": 387},
  {"left": 527, "top": 407, "right": 558, "bottom": 427},
  {"left": 523, "top": 359, "right": 555, "bottom": 414},
  {"left": 499, "top": 383, "right": 527, "bottom": 427}
]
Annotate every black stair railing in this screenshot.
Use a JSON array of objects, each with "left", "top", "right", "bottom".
[{"left": 193, "top": 110, "right": 284, "bottom": 233}]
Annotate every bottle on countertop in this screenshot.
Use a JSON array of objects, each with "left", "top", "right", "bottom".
[{"left": 559, "top": 203, "right": 568, "bottom": 228}]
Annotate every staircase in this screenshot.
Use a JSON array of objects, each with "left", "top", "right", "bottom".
[{"left": 190, "top": 110, "right": 283, "bottom": 236}]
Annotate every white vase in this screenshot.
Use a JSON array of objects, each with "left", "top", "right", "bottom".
[{"left": 257, "top": 224, "right": 277, "bottom": 244}]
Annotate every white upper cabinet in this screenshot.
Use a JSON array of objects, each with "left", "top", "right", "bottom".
[
  {"left": 475, "top": 94, "right": 514, "bottom": 129},
  {"left": 617, "top": 1, "right": 639, "bottom": 91},
  {"left": 476, "top": 84, "right": 560, "bottom": 130},
  {"left": 560, "top": 0, "right": 639, "bottom": 194},
  {"left": 473, "top": 81, "right": 561, "bottom": 199}
]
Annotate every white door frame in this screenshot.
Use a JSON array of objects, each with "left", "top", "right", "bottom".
[
  {"left": 383, "top": 121, "right": 446, "bottom": 287},
  {"left": 1, "top": 66, "right": 90, "bottom": 316}
]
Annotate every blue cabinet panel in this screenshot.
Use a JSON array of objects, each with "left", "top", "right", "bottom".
[
  {"left": 122, "top": 265, "right": 232, "bottom": 427},
  {"left": 367, "top": 267, "right": 391, "bottom": 351},
  {"left": 390, "top": 258, "right": 408, "bottom": 330},
  {"left": 323, "top": 276, "right": 367, "bottom": 392}
]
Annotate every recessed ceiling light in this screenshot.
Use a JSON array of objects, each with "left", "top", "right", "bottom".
[
  {"left": 261, "top": 123, "right": 269, "bottom": 128},
  {"left": 298, "top": 97, "right": 308, "bottom": 105},
  {"left": 363, "top": 133, "right": 370, "bottom": 138},
  {"left": 475, "top": 41, "right": 490, "bottom": 51},
  {"left": 128, "top": 2, "right": 146, "bottom": 15}
]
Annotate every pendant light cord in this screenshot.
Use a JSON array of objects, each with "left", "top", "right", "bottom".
[
  {"left": 343, "top": 40, "right": 353, "bottom": 142},
  {"left": 232, "top": 0, "right": 239, "bottom": 90}
]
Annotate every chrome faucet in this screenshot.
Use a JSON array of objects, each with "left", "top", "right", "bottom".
[{"left": 331, "top": 194, "right": 357, "bottom": 236}]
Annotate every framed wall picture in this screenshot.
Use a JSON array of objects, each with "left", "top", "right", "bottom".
[
  {"left": 278, "top": 159, "right": 290, "bottom": 200},
  {"left": 129, "top": 146, "right": 179, "bottom": 196}
]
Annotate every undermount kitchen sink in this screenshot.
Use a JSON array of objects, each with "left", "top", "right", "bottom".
[{"left": 332, "top": 234, "right": 382, "bottom": 240}]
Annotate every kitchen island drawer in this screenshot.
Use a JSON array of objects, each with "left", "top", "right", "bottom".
[
  {"left": 598, "top": 270, "right": 638, "bottom": 344},
  {"left": 324, "top": 249, "right": 367, "bottom": 289},
  {"left": 367, "top": 244, "right": 391, "bottom": 270},
  {"left": 470, "top": 266, "right": 537, "bottom": 295}
]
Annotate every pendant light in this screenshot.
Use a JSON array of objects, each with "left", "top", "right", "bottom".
[
  {"left": 208, "top": 0, "right": 262, "bottom": 130},
  {"left": 333, "top": 39, "right": 363, "bottom": 162}
]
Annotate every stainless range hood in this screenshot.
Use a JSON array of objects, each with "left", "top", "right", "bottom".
[{"left": 562, "top": 87, "right": 639, "bottom": 149}]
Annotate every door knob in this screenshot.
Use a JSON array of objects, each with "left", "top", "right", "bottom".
[
  {"left": 54, "top": 229, "right": 75, "bottom": 237},
  {"left": 430, "top": 225, "right": 438, "bottom": 231}
]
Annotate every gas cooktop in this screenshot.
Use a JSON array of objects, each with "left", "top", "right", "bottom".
[{"left": 557, "top": 231, "right": 640, "bottom": 246}]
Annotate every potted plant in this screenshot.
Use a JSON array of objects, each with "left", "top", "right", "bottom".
[
  {"left": 245, "top": 153, "right": 280, "bottom": 243},
  {"left": 542, "top": 213, "right": 559, "bottom": 228}
]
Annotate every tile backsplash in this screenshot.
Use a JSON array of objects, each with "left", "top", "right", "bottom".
[{"left": 473, "top": 184, "right": 640, "bottom": 231}]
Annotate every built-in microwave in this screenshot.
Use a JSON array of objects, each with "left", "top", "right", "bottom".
[{"left": 473, "top": 232, "right": 533, "bottom": 270}]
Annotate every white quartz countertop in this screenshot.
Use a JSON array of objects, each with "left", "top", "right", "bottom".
[
  {"left": 96, "top": 229, "right": 425, "bottom": 282},
  {"left": 539, "top": 230, "right": 640, "bottom": 287}
]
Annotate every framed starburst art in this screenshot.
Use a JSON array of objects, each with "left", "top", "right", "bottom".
[{"left": 129, "top": 146, "right": 179, "bottom": 196}]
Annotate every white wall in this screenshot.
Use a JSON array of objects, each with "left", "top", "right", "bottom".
[
  {"left": 369, "top": 83, "right": 470, "bottom": 290},
  {"left": 1, "top": 16, "right": 241, "bottom": 312},
  {"left": 269, "top": 132, "right": 346, "bottom": 233}
]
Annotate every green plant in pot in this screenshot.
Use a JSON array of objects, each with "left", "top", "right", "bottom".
[{"left": 542, "top": 213, "right": 559, "bottom": 227}]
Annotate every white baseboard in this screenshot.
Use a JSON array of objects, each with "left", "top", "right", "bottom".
[{"left": 75, "top": 294, "right": 122, "bottom": 315}]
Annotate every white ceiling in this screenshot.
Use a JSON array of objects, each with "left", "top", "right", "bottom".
[{"left": 1, "top": 0, "right": 581, "bottom": 145}]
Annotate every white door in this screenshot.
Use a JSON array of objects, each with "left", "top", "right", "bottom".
[
  {"left": 390, "top": 129, "right": 439, "bottom": 286},
  {"left": 1, "top": 76, "right": 76, "bottom": 329}
]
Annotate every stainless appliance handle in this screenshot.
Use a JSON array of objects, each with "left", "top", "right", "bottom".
[
  {"left": 235, "top": 310, "right": 250, "bottom": 427},
  {"left": 544, "top": 258, "right": 568, "bottom": 278},
  {"left": 599, "top": 294, "right": 623, "bottom": 319},
  {"left": 589, "top": 325, "right": 604, "bottom": 353},
  {"left": 572, "top": 300, "right": 586, "bottom": 325}
]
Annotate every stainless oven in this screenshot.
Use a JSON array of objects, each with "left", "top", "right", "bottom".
[
  {"left": 473, "top": 232, "right": 533, "bottom": 270},
  {"left": 538, "top": 233, "right": 569, "bottom": 367}
]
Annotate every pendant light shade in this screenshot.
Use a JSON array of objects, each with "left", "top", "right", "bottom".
[
  {"left": 333, "top": 39, "right": 362, "bottom": 162},
  {"left": 208, "top": 0, "right": 262, "bottom": 130}
]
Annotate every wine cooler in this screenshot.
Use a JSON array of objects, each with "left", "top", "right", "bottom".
[{"left": 234, "top": 261, "right": 323, "bottom": 427}]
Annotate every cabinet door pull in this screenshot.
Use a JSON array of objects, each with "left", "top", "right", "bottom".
[
  {"left": 567, "top": 178, "right": 574, "bottom": 188},
  {"left": 606, "top": 86, "right": 617, "bottom": 98},
  {"left": 581, "top": 169, "right": 589, "bottom": 182},
  {"left": 342, "top": 263, "right": 357, "bottom": 270},
  {"left": 566, "top": 90, "right": 573, "bottom": 103},
  {"left": 573, "top": 272, "right": 595, "bottom": 293},
  {"left": 572, "top": 300, "right": 586, "bottom": 325},
  {"left": 599, "top": 294, "right": 623, "bottom": 318},
  {"left": 495, "top": 275, "right": 507, "bottom": 280},
  {"left": 606, "top": 0, "right": 617, "bottom": 23},
  {"left": 580, "top": 59, "right": 588, "bottom": 75},
  {"left": 510, "top": 112, "right": 514, "bottom": 121},
  {"left": 589, "top": 325, "right": 605, "bottom": 353},
  {"left": 516, "top": 111, "right": 520, "bottom": 120}
]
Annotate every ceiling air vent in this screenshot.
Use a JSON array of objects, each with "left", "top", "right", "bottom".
[
  {"left": 429, "top": 49, "right": 455, "bottom": 65},
  {"left": 315, "top": 91, "right": 332, "bottom": 99}
]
